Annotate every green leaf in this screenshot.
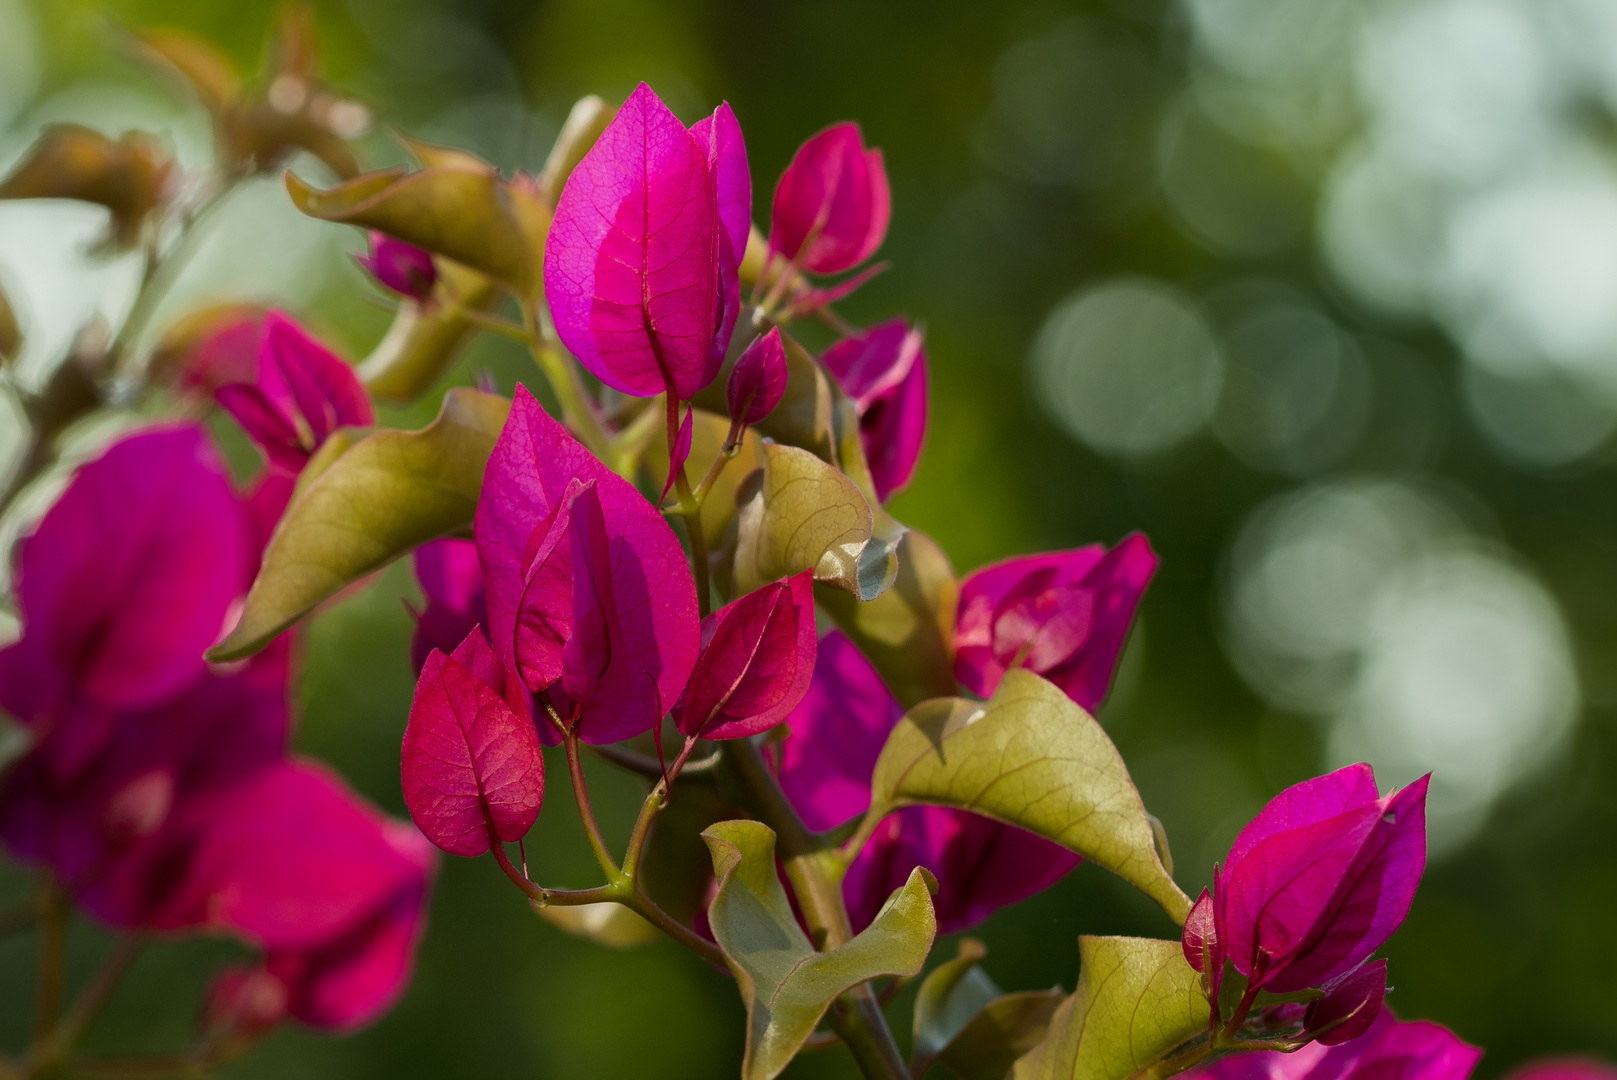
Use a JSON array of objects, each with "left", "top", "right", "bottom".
[
  {"left": 701, "top": 819, "right": 938, "bottom": 1080},
  {"left": 1011, "top": 937, "right": 1208, "bottom": 1080},
  {"left": 208, "top": 388, "right": 510, "bottom": 661},
  {"left": 866, "top": 669, "right": 1192, "bottom": 924},
  {"left": 535, "top": 902, "right": 660, "bottom": 948},
  {"left": 0, "top": 283, "right": 19, "bottom": 364},
  {"left": 819, "top": 529, "right": 959, "bottom": 708},
  {"left": 913, "top": 938, "right": 1000, "bottom": 1075},
  {"left": 941, "top": 990, "right": 1067, "bottom": 1080},
  {"left": 732, "top": 442, "right": 901, "bottom": 601},
  {"left": 538, "top": 95, "right": 617, "bottom": 208},
  {"left": 359, "top": 261, "right": 504, "bottom": 404},
  {"left": 286, "top": 165, "right": 549, "bottom": 297}
]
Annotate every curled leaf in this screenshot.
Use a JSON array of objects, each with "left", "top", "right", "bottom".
[
  {"left": 287, "top": 166, "right": 549, "bottom": 297},
  {"left": 732, "top": 442, "right": 900, "bottom": 601},
  {"left": 1011, "top": 937, "right": 1207, "bottom": 1080},
  {"left": 818, "top": 529, "right": 957, "bottom": 708},
  {"left": 701, "top": 819, "right": 937, "bottom": 1080},
  {"left": 942, "top": 991, "right": 1067, "bottom": 1080},
  {"left": 209, "top": 388, "right": 511, "bottom": 660},
  {"left": 866, "top": 669, "right": 1191, "bottom": 923},
  {"left": 913, "top": 938, "right": 998, "bottom": 1076},
  {"left": 359, "top": 260, "right": 503, "bottom": 404}
]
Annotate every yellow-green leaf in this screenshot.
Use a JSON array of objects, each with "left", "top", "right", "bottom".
[
  {"left": 539, "top": 95, "right": 616, "bottom": 208},
  {"left": 702, "top": 819, "right": 937, "bottom": 1080},
  {"left": 913, "top": 938, "right": 999, "bottom": 1076},
  {"left": 942, "top": 990, "right": 1067, "bottom": 1080},
  {"left": 286, "top": 166, "right": 549, "bottom": 297},
  {"left": 0, "top": 285, "right": 20, "bottom": 364},
  {"left": 819, "top": 529, "right": 958, "bottom": 708},
  {"left": 866, "top": 669, "right": 1191, "bottom": 923},
  {"left": 208, "top": 388, "right": 510, "bottom": 660},
  {"left": 733, "top": 442, "right": 900, "bottom": 600},
  {"left": 1011, "top": 937, "right": 1207, "bottom": 1080},
  {"left": 535, "top": 902, "right": 660, "bottom": 948},
  {"left": 359, "top": 261, "right": 504, "bottom": 404}
]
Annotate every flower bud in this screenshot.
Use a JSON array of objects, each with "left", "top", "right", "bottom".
[
  {"left": 725, "top": 327, "right": 788, "bottom": 426},
  {"left": 203, "top": 965, "right": 288, "bottom": 1038},
  {"left": 1182, "top": 887, "right": 1221, "bottom": 977},
  {"left": 1216, "top": 764, "right": 1429, "bottom": 993},
  {"left": 355, "top": 231, "right": 437, "bottom": 301},
  {"left": 1306, "top": 960, "right": 1387, "bottom": 1046},
  {"left": 769, "top": 122, "right": 890, "bottom": 275}
]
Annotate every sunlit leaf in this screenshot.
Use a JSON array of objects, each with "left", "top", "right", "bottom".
[
  {"left": 702, "top": 819, "right": 937, "bottom": 1080},
  {"left": 913, "top": 938, "right": 999, "bottom": 1075},
  {"left": 359, "top": 261, "right": 504, "bottom": 404},
  {"left": 732, "top": 442, "right": 900, "bottom": 601},
  {"left": 819, "top": 529, "right": 958, "bottom": 708},
  {"left": 208, "top": 388, "right": 510, "bottom": 660},
  {"left": 1011, "top": 937, "right": 1207, "bottom": 1080},
  {"left": 286, "top": 166, "right": 549, "bottom": 297},
  {"left": 942, "top": 990, "right": 1067, "bottom": 1080},
  {"left": 535, "top": 902, "right": 660, "bottom": 948},
  {"left": 866, "top": 669, "right": 1192, "bottom": 923}
]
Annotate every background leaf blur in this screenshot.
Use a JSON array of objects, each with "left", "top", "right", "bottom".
[{"left": 2, "top": 0, "right": 1615, "bottom": 1075}]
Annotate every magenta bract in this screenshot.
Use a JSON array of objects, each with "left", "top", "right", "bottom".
[
  {"left": 355, "top": 230, "right": 437, "bottom": 300},
  {"left": 676, "top": 570, "right": 816, "bottom": 740},
  {"left": 1183, "top": 887, "right": 1221, "bottom": 980},
  {"left": 769, "top": 122, "right": 890, "bottom": 276},
  {"left": 476, "top": 387, "right": 700, "bottom": 743},
  {"left": 773, "top": 630, "right": 1078, "bottom": 933},
  {"left": 1307, "top": 959, "right": 1388, "bottom": 1046},
  {"left": 544, "top": 83, "right": 748, "bottom": 401},
  {"left": 819, "top": 319, "right": 927, "bottom": 500},
  {"left": 726, "top": 326, "right": 789, "bottom": 426},
  {"left": 1216, "top": 763, "right": 1430, "bottom": 993},
  {"left": 214, "top": 310, "right": 373, "bottom": 472},
  {"left": 410, "top": 538, "right": 488, "bottom": 675},
  {"left": 2, "top": 426, "right": 247, "bottom": 717},
  {"left": 1503, "top": 1061, "right": 1617, "bottom": 1080},
  {"left": 1189, "top": 1014, "right": 1481, "bottom": 1080},
  {"left": 955, "top": 533, "right": 1156, "bottom": 710},
  {"left": 403, "top": 630, "right": 544, "bottom": 857}
]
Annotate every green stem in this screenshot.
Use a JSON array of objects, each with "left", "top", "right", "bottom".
[
  {"left": 586, "top": 742, "right": 720, "bottom": 782},
  {"left": 0, "top": 896, "right": 35, "bottom": 939},
  {"left": 524, "top": 307, "right": 614, "bottom": 462},
  {"left": 34, "top": 878, "right": 67, "bottom": 1043},
  {"left": 563, "top": 732, "right": 623, "bottom": 883},
  {"left": 621, "top": 886, "right": 727, "bottom": 969},
  {"left": 827, "top": 990, "right": 910, "bottom": 1080},
  {"left": 30, "top": 936, "right": 146, "bottom": 1070}
]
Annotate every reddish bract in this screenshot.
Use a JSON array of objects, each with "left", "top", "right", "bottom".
[
  {"left": 214, "top": 310, "right": 373, "bottom": 472},
  {"left": 820, "top": 319, "right": 927, "bottom": 500},
  {"left": 770, "top": 122, "right": 890, "bottom": 276},
  {"left": 355, "top": 230, "right": 437, "bottom": 300},
  {"left": 544, "top": 83, "right": 749, "bottom": 401},
  {"left": 403, "top": 630, "right": 544, "bottom": 857},
  {"left": 954, "top": 533, "right": 1156, "bottom": 710},
  {"left": 1307, "top": 959, "right": 1388, "bottom": 1046},
  {"left": 726, "top": 327, "right": 789, "bottom": 426},
  {"left": 676, "top": 570, "right": 816, "bottom": 740},
  {"left": 1189, "top": 1013, "right": 1480, "bottom": 1080}
]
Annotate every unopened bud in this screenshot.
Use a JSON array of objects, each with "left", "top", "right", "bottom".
[{"left": 725, "top": 327, "right": 788, "bottom": 427}]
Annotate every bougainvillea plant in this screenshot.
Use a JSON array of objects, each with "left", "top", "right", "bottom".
[{"left": 0, "top": 9, "right": 1599, "bottom": 1080}]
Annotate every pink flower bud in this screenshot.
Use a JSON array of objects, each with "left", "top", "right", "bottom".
[
  {"left": 204, "top": 965, "right": 288, "bottom": 1038},
  {"left": 354, "top": 231, "right": 437, "bottom": 300},
  {"left": 955, "top": 533, "right": 1156, "bottom": 710},
  {"left": 676, "top": 570, "right": 816, "bottom": 740},
  {"left": 725, "top": 327, "right": 788, "bottom": 426},
  {"left": 1217, "top": 764, "right": 1429, "bottom": 994},
  {"left": 820, "top": 319, "right": 927, "bottom": 500},
  {"left": 1306, "top": 960, "right": 1388, "bottom": 1046},
  {"left": 1183, "top": 886, "right": 1221, "bottom": 977},
  {"left": 770, "top": 122, "right": 890, "bottom": 275}
]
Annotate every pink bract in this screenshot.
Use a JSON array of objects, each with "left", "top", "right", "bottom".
[
  {"left": 410, "top": 538, "right": 488, "bottom": 675},
  {"left": 726, "top": 327, "right": 789, "bottom": 426},
  {"left": 355, "top": 230, "right": 437, "bottom": 300},
  {"left": 1216, "top": 763, "right": 1429, "bottom": 993},
  {"left": 1188, "top": 1014, "right": 1480, "bottom": 1080},
  {"left": 544, "top": 83, "right": 748, "bottom": 401},
  {"left": 1503, "top": 1061, "right": 1617, "bottom": 1080},
  {"left": 819, "top": 319, "right": 927, "bottom": 501},
  {"left": 476, "top": 387, "right": 700, "bottom": 743},
  {"left": 954, "top": 532, "right": 1156, "bottom": 710},
  {"left": 770, "top": 122, "right": 890, "bottom": 276},
  {"left": 676, "top": 570, "right": 816, "bottom": 740},
  {"left": 403, "top": 630, "right": 544, "bottom": 857}
]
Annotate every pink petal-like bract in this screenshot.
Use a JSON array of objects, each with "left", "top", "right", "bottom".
[
  {"left": 690, "top": 102, "right": 751, "bottom": 385},
  {"left": 954, "top": 533, "right": 1156, "bottom": 710},
  {"left": 660, "top": 405, "right": 695, "bottom": 505},
  {"left": 1306, "top": 959, "right": 1387, "bottom": 1046},
  {"left": 215, "top": 311, "right": 373, "bottom": 471},
  {"left": 726, "top": 327, "right": 789, "bottom": 426},
  {"left": 411, "top": 538, "right": 488, "bottom": 675},
  {"left": 819, "top": 319, "right": 927, "bottom": 501},
  {"left": 545, "top": 82, "right": 743, "bottom": 400},
  {"left": 356, "top": 230, "right": 437, "bottom": 300},
  {"left": 476, "top": 387, "right": 700, "bottom": 743},
  {"left": 1216, "top": 764, "right": 1429, "bottom": 993},
  {"left": 677, "top": 570, "right": 816, "bottom": 740},
  {"left": 772, "top": 630, "right": 1078, "bottom": 934},
  {"left": 769, "top": 122, "right": 890, "bottom": 276},
  {"left": 402, "top": 630, "right": 545, "bottom": 857},
  {"left": 1183, "top": 886, "right": 1222, "bottom": 979},
  {"left": 2, "top": 426, "right": 248, "bottom": 715},
  {"left": 1185, "top": 1014, "right": 1481, "bottom": 1080},
  {"left": 1504, "top": 1062, "right": 1617, "bottom": 1080}
]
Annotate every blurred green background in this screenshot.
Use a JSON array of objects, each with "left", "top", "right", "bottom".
[{"left": 2, "top": 0, "right": 1616, "bottom": 1075}]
